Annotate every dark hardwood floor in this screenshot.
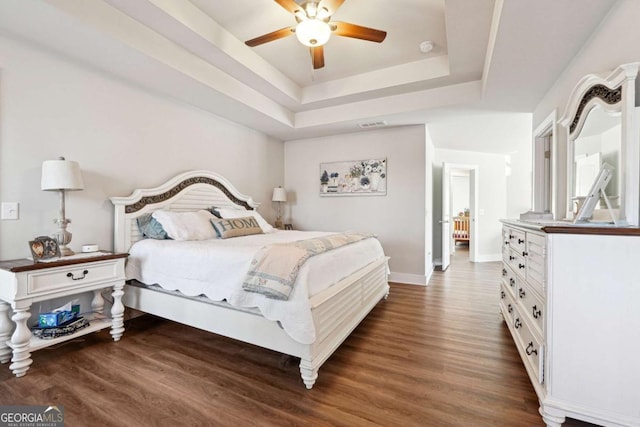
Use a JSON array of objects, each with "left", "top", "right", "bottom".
[{"left": 0, "top": 248, "right": 594, "bottom": 426}]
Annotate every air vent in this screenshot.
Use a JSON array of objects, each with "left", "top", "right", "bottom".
[{"left": 358, "top": 120, "right": 388, "bottom": 129}]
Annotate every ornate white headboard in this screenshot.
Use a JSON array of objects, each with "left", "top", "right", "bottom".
[{"left": 110, "top": 170, "right": 259, "bottom": 252}]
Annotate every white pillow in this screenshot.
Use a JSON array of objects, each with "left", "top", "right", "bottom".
[
  {"left": 217, "top": 208, "right": 276, "bottom": 233},
  {"left": 151, "top": 210, "right": 218, "bottom": 241}
]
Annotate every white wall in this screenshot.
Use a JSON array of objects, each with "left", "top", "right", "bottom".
[
  {"left": 284, "top": 125, "right": 429, "bottom": 285},
  {"left": 0, "top": 35, "right": 284, "bottom": 259},
  {"left": 433, "top": 149, "right": 507, "bottom": 262}
]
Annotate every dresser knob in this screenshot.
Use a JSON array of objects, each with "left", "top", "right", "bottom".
[
  {"left": 526, "top": 342, "right": 538, "bottom": 356},
  {"left": 501, "top": 291, "right": 506, "bottom": 299},
  {"left": 67, "top": 270, "right": 89, "bottom": 281},
  {"left": 519, "top": 288, "right": 526, "bottom": 299},
  {"left": 509, "top": 278, "right": 515, "bottom": 287},
  {"left": 509, "top": 255, "right": 515, "bottom": 261},
  {"left": 502, "top": 268, "right": 507, "bottom": 277},
  {"left": 522, "top": 251, "right": 528, "bottom": 257},
  {"left": 518, "top": 263, "right": 525, "bottom": 270},
  {"left": 532, "top": 305, "right": 542, "bottom": 319},
  {"left": 508, "top": 304, "right": 513, "bottom": 314},
  {"left": 518, "top": 238, "right": 524, "bottom": 244},
  {"left": 514, "top": 318, "right": 522, "bottom": 329}
]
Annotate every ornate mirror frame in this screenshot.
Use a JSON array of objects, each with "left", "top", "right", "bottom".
[{"left": 559, "top": 62, "right": 640, "bottom": 225}]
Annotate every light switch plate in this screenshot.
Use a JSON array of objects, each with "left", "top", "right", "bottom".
[{"left": 1, "top": 202, "right": 19, "bottom": 220}]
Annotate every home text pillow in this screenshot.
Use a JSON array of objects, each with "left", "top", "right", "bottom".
[
  {"left": 136, "top": 213, "right": 169, "bottom": 239},
  {"left": 151, "top": 210, "right": 218, "bottom": 241},
  {"left": 217, "top": 208, "right": 276, "bottom": 233},
  {"left": 210, "top": 217, "right": 264, "bottom": 239}
]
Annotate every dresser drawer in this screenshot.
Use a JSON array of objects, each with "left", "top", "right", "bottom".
[
  {"left": 514, "top": 313, "right": 544, "bottom": 385},
  {"left": 28, "top": 261, "right": 121, "bottom": 295},
  {"left": 507, "top": 228, "right": 526, "bottom": 254},
  {"left": 502, "top": 264, "right": 518, "bottom": 299},
  {"left": 526, "top": 232, "right": 546, "bottom": 295},
  {"left": 507, "top": 250, "right": 526, "bottom": 279},
  {"left": 523, "top": 286, "right": 545, "bottom": 337},
  {"left": 500, "top": 283, "right": 516, "bottom": 325}
]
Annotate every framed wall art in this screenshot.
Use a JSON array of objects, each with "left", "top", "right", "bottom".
[{"left": 319, "top": 158, "right": 387, "bottom": 196}]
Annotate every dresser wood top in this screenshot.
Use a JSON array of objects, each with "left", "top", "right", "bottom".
[
  {"left": 501, "top": 219, "right": 640, "bottom": 236},
  {"left": 0, "top": 252, "right": 128, "bottom": 273}
]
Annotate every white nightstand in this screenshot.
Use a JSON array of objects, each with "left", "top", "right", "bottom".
[{"left": 0, "top": 252, "right": 128, "bottom": 377}]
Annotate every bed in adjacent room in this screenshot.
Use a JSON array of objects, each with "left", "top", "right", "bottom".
[{"left": 111, "top": 170, "right": 389, "bottom": 388}]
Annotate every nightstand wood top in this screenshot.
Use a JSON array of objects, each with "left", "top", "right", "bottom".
[{"left": 0, "top": 252, "right": 128, "bottom": 273}]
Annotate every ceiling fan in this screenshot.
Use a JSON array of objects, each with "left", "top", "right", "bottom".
[{"left": 245, "top": 0, "right": 387, "bottom": 69}]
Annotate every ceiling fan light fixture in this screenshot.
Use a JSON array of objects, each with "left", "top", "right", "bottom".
[{"left": 296, "top": 19, "right": 331, "bottom": 47}]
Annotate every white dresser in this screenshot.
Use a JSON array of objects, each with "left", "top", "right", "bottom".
[{"left": 500, "top": 220, "right": 640, "bottom": 427}]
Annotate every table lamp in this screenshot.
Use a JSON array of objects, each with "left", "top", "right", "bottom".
[
  {"left": 272, "top": 186, "right": 287, "bottom": 229},
  {"left": 41, "top": 157, "right": 84, "bottom": 256}
]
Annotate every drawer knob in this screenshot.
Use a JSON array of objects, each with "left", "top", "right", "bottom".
[
  {"left": 518, "top": 263, "right": 525, "bottom": 270},
  {"left": 514, "top": 318, "right": 522, "bottom": 329},
  {"left": 501, "top": 291, "right": 506, "bottom": 299},
  {"left": 502, "top": 268, "right": 507, "bottom": 277},
  {"left": 509, "top": 255, "right": 515, "bottom": 261},
  {"left": 522, "top": 251, "right": 528, "bottom": 257},
  {"left": 518, "top": 238, "right": 524, "bottom": 244},
  {"left": 509, "top": 234, "right": 514, "bottom": 240},
  {"left": 508, "top": 303, "right": 513, "bottom": 313},
  {"left": 519, "top": 288, "right": 526, "bottom": 299},
  {"left": 509, "top": 277, "right": 515, "bottom": 287},
  {"left": 526, "top": 342, "right": 538, "bottom": 356},
  {"left": 532, "top": 305, "right": 542, "bottom": 319},
  {"left": 67, "top": 270, "right": 89, "bottom": 281}
]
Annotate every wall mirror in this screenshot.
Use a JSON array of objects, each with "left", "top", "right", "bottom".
[
  {"left": 559, "top": 63, "right": 640, "bottom": 225},
  {"left": 572, "top": 105, "right": 621, "bottom": 211}
]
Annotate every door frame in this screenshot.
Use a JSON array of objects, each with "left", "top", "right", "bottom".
[{"left": 443, "top": 163, "right": 479, "bottom": 262}]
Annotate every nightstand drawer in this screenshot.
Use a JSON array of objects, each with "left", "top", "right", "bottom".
[{"left": 28, "top": 261, "right": 121, "bottom": 294}]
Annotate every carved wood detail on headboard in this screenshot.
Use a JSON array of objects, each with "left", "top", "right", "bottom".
[
  {"left": 125, "top": 176, "right": 254, "bottom": 213},
  {"left": 569, "top": 84, "right": 622, "bottom": 134}
]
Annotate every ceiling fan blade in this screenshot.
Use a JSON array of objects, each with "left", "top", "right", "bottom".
[
  {"left": 245, "top": 26, "right": 295, "bottom": 47},
  {"left": 319, "top": 0, "right": 345, "bottom": 17},
  {"left": 311, "top": 46, "right": 325, "bottom": 69},
  {"left": 274, "top": 0, "right": 304, "bottom": 15},
  {"left": 331, "top": 21, "right": 387, "bottom": 43}
]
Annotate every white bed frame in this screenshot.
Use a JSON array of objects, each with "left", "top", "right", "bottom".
[{"left": 111, "top": 170, "right": 389, "bottom": 388}]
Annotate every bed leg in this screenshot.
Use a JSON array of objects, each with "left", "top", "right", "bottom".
[{"left": 299, "top": 359, "right": 318, "bottom": 389}]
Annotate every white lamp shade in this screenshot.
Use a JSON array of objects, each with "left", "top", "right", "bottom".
[
  {"left": 41, "top": 158, "right": 84, "bottom": 191},
  {"left": 272, "top": 187, "right": 287, "bottom": 202},
  {"left": 295, "top": 19, "right": 331, "bottom": 47}
]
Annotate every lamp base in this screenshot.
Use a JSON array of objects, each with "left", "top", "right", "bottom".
[
  {"left": 59, "top": 245, "right": 75, "bottom": 257},
  {"left": 52, "top": 217, "right": 74, "bottom": 257},
  {"left": 274, "top": 219, "right": 284, "bottom": 230}
]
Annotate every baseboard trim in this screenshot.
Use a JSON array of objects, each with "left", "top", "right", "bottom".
[{"left": 389, "top": 272, "right": 427, "bottom": 286}]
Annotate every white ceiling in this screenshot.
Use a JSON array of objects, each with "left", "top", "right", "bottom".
[{"left": 0, "top": 0, "right": 618, "bottom": 153}]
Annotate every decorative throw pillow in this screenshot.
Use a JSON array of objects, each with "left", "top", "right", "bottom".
[
  {"left": 207, "top": 206, "right": 222, "bottom": 218},
  {"left": 210, "top": 217, "right": 264, "bottom": 239},
  {"left": 136, "top": 213, "right": 169, "bottom": 239},
  {"left": 151, "top": 210, "right": 218, "bottom": 241},
  {"left": 217, "top": 208, "right": 276, "bottom": 233}
]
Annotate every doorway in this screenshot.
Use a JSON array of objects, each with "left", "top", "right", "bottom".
[{"left": 435, "top": 163, "right": 478, "bottom": 269}]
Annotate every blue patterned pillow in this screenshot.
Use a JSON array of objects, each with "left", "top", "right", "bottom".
[{"left": 137, "top": 213, "right": 169, "bottom": 239}]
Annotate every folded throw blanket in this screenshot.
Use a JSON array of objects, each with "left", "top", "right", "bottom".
[{"left": 243, "top": 232, "right": 374, "bottom": 300}]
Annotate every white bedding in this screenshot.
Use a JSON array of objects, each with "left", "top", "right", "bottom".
[{"left": 125, "top": 230, "right": 385, "bottom": 344}]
